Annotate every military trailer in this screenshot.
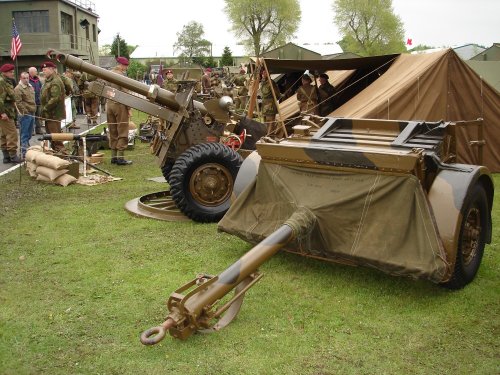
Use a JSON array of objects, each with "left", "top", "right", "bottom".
[{"left": 140, "top": 116, "right": 494, "bottom": 345}]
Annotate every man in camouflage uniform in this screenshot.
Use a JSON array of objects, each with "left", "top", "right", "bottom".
[
  {"left": 0, "top": 64, "right": 21, "bottom": 163},
  {"left": 107, "top": 57, "right": 132, "bottom": 165},
  {"left": 162, "top": 70, "right": 177, "bottom": 93},
  {"left": 80, "top": 71, "right": 99, "bottom": 125},
  {"left": 14, "top": 72, "right": 36, "bottom": 159},
  {"left": 40, "top": 61, "right": 67, "bottom": 153},
  {"left": 260, "top": 69, "right": 281, "bottom": 136},
  {"left": 232, "top": 68, "right": 249, "bottom": 111}
]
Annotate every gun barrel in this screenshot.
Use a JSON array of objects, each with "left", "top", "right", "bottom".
[{"left": 50, "top": 51, "right": 180, "bottom": 111}]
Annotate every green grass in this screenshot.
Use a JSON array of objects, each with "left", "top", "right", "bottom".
[{"left": 0, "top": 115, "right": 499, "bottom": 374}]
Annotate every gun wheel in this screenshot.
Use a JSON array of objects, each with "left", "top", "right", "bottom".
[
  {"left": 161, "top": 158, "right": 175, "bottom": 183},
  {"left": 442, "top": 184, "right": 489, "bottom": 289},
  {"left": 169, "top": 143, "right": 243, "bottom": 223}
]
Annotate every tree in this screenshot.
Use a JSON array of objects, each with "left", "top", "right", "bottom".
[
  {"left": 333, "top": 0, "right": 406, "bottom": 56},
  {"left": 127, "top": 60, "right": 147, "bottom": 81},
  {"left": 220, "top": 47, "right": 234, "bottom": 66},
  {"left": 224, "top": 0, "right": 301, "bottom": 56},
  {"left": 174, "top": 21, "right": 211, "bottom": 62},
  {"left": 99, "top": 44, "right": 111, "bottom": 56},
  {"left": 111, "top": 33, "right": 130, "bottom": 59}
]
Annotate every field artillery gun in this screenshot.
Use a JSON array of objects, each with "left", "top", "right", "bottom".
[
  {"left": 48, "top": 51, "right": 266, "bottom": 223},
  {"left": 141, "top": 116, "right": 494, "bottom": 345}
]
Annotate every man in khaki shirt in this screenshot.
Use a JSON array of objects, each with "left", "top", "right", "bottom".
[
  {"left": 107, "top": 57, "right": 132, "bottom": 165},
  {"left": 14, "top": 72, "right": 36, "bottom": 158}
]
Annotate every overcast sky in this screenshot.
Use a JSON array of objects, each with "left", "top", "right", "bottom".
[{"left": 93, "top": 0, "right": 499, "bottom": 56}]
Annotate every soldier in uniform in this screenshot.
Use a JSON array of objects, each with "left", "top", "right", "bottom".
[
  {"left": 232, "top": 68, "right": 249, "bottom": 111},
  {"left": 40, "top": 61, "right": 67, "bottom": 153},
  {"left": 210, "top": 72, "right": 221, "bottom": 89},
  {"left": 260, "top": 69, "right": 281, "bottom": 136},
  {"left": 162, "top": 70, "right": 177, "bottom": 93},
  {"left": 317, "top": 73, "right": 336, "bottom": 116},
  {"left": 107, "top": 57, "right": 132, "bottom": 165},
  {"left": 80, "top": 71, "right": 99, "bottom": 125},
  {"left": 14, "top": 72, "right": 36, "bottom": 159},
  {"left": 201, "top": 68, "right": 212, "bottom": 94},
  {"left": 296, "top": 74, "right": 318, "bottom": 115},
  {"left": 0, "top": 64, "right": 21, "bottom": 163}
]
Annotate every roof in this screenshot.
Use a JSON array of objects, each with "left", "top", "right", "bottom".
[
  {"left": 453, "top": 44, "right": 486, "bottom": 60},
  {"left": 98, "top": 56, "right": 116, "bottom": 70},
  {"left": 465, "top": 60, "right": 500, "bottom": 92}
]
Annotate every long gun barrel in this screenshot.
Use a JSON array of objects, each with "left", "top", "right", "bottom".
[
  {"left": 140, "top": 208, "right": 316, "bottom": 345},
  {"left": 48, "top": 50, "right": 180, "bottom": 111}
]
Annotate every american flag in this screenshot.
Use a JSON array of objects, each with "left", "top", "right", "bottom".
[{"left": 11, "top": 18, "right": 22, "bottom": 60}]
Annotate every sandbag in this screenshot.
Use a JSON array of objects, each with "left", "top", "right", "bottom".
[
  {"left": 34, "top": 153, "right": 71, "bottom": 170},
  {"left": 35, "top": 166, "right": 69, "bottom": 181},
  {"left": 54, "top": 174, "right": 77, "bottom": 187}
]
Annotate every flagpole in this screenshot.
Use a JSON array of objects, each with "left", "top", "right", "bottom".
[{"left": 14, "top": 58, "right": 19, "bottom": 80}]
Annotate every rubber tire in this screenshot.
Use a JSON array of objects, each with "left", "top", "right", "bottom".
[
  {"left": 442, "top": 184, "right": 489, "bottom": 289},
  {"left": 161, "top": 159, "right": 175, "bottom": 183},
  {"left": 169, "top": 143, "right": 243, "bottom": 223}
]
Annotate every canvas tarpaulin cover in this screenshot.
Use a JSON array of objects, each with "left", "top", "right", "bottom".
[{"left": 219, "top": 162, "right": 449, "bottom": 283}]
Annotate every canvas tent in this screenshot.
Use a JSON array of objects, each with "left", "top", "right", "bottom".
[{"left": 263, "top": 50, "right": 500, "bottom": 171}]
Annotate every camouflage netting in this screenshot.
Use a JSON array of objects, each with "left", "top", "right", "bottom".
[{"left": 219, "top": 163, "right": 450, "bottom": 283}]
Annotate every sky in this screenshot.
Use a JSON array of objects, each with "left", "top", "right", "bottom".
[{"left": 92, "top": 0, "right": 500, "bottom": 57}]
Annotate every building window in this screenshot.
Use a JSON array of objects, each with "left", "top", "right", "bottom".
[
  {"left": 61, "top": 12, "right": 73, "bottom": 35},
  {"left": 13, "top": 11, "right": 49, "bottom": 33},
  {"left": 92, "top": 24, "right": 97, "bottom": 42}
]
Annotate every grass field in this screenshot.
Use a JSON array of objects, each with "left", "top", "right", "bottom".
[{"left": 0, "top": 113, "right": 498, "bottom": 374}]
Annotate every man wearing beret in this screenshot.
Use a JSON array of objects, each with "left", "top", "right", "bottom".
[
  {"left": 161, "top": 69, "right": 178, "bottom": 93},
  {"left": 107, "top": 57, "right": 132, "bottom": 165},
  {"left": 0, "top": 63, "right": 21, "bottom": 163},
  {"left": 40, "top": 61, "right": 67, "bottom": 153}
]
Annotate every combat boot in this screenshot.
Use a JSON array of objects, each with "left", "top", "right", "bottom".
[
  {"left": 115, "top": 158, "right": 132, "bottom": 165},
  {"left": 2, "top": 150, "right": 11, "bottom": 163},
  {"left": 9, "top": 154, "right": 22, "bottom": 164},
  {"left": 110, "top": 157, "right": 117, "bottom": 164}
]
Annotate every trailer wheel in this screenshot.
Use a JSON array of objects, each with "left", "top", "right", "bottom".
[
  {"left": 161, "top": 159, "right": 175, "bottom": 183},
  {"left": 169, "top": 143, "right": 243, "bottom": 223},
  {"left": 443, "top": 184, "right": 489, "bottom": 289}
]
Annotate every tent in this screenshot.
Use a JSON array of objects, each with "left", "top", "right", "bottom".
[{"left": 264, "top": 50, "right": 500, "bottom": 171}]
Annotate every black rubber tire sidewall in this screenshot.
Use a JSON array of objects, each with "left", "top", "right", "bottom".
[
  {"left": 169, "top": 143, "right": 243, "bottom": 223},
  {"left": 161, "top": 158, "right": 175, "bottom": 183},
  {"left": 442, "top": 184, "right": 488, "bottom": 289}
]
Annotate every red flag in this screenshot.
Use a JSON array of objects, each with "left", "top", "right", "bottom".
[
  {"left": 406, "top": 38, "right": 413, "bottom": 46},
  {"left": 157, "top": 62, "right": 164, "bottom": 86},
  {"left": 11, "top": 18, "right": 22, "bottom": 60}
]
